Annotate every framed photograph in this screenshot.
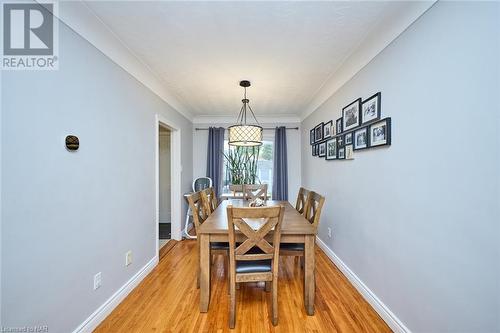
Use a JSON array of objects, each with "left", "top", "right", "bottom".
[
  {"left": 323, "top": 120, "right": 333, "bottom": 139},
  {"left": 342, "top": 98, "right": 361, "bottom": 131},
  {"left": 336, "top": 118, "right": 343, "bottom": 134},
  {"left": 353, "top": 127, "right": 369, "bottom": 150},
  {"left": 314, "top": 123, "right": 323, "bottom": 142},
  {"left": 318, "top": 142, "right": 326, "bottom": 157},
  {"left": 338, "top": 147, "right": 345, "bottom": 159},
  {"left": 311, "top": 144, "right": 316, "bottom": 156},
  {"left": 310, "top": 129, "right": 315, "bottom": 145},
  {"left": 369, "top": 118, "right": 391, "bottom": 147},
  {"left": 313, "top": 144, "right": 319, "bottom": 156},
  {"left": 345, "top": 132, "right": 353, "bottom": 145},
  {"left": 361, "top": 92, "right": 381, "bottom": 125},
  {"left": 337, "top": 135, "right": 344, "bottom": 149},
  {"left": 325, "top": 138, "right": 337, "bottom": 160},
  {"left": 345, "top": 145, "right": 354, "bottom": 160}
]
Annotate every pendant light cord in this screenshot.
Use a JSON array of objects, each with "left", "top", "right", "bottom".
[{"left": 235, "top": 86, "right": 260, "bottom": 126}]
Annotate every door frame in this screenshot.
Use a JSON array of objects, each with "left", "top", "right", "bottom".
[{"left": 155, "top": 114, "right": 182, "bottom": 255}]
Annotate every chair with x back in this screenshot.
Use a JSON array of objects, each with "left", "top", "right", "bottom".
[
  {"left": 243, "top": 184, "right": 268, "bottom": 201},
  {"left": 280, "top": 191, "right": 325, "bottom": 264},
  {"left": 295, "top": 187, "right": 310, "bottom": 215},
  {"left": 226, "top": 205, "right": 285, "bottom": 328},
  {"left": 186, "top": 191, "right": 228, "bottom": 288}
]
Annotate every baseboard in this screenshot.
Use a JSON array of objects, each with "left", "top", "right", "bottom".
[
  {"left": 72, "top": 255, "right": 159, "bottom": 333},
  {"left": 316, "top": 236, "right": 411, "bottom": 333}
]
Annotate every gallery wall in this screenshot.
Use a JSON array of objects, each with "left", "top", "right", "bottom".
[
  {"left": 301, "top": 1, "right": 499, "bottom": 331},
  {"left": 1, "top": 20, "right": 193, "bottom": 332}
]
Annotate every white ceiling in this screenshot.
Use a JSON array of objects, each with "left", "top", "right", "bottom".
[{"left": 76, "top": 1, "right": 433, "bottom": 119}]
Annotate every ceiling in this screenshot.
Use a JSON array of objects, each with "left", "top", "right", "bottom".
[{"left": 79, "top": 1, "right": 432, "bottom": 119}]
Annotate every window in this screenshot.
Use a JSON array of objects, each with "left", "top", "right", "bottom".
[{"left": 222, "top": 140, "right": 273, "bottom": 196}]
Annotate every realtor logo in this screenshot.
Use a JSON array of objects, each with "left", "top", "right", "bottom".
[{"left": 2, "top": 1, "right": 58, "bottom": 70}]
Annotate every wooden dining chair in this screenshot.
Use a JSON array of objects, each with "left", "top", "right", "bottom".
[
  {"left": 295, "top": 187, "right": 310, "bottom": 215},
  {"left": 280, "top": 191, "right": 325, "bottom": 263},
  {"left": 200, "top": 187, "right": 218, "bottom": 214},
  {"left": 243, "top": 184, "right": 268, "bottom": 201},
  {"left": 186, "top": 191, "right": 228, "bottom": 288},
  {"left": 226, "top": 205, "right": 285, "bottom": 328}
]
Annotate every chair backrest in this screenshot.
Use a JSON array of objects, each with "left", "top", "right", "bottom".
[
  {"left": 229, "top": 184, "right": 244, "bottom": 197},
  {"left": 200, "top": 187, "right": 218, "bottom": 214},
  {"left": 192, "top": 177, "right": 212, "bottom": 192},
  {"left": 186, "top": 191, "right": 209, "bottom": 232},
  {"left": 295, "top": 187, "right": 310, "bottom": 215},
  {"left": 304, "top": 191, "right": 325, "bottom": 230},
  {"left": 243, "top": 184, "right": 268, "bottom": 201},
  {"left": 227, "top": 205, "right": 284, "bottom": 265}
]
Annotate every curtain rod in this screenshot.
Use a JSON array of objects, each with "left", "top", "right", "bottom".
[{"left": 195, "top": 127, "right": 299, "bottom": 131}]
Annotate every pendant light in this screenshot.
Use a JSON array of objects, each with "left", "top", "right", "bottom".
[{"left": 228, "top": 80, "right": 263, "bottom": 146}]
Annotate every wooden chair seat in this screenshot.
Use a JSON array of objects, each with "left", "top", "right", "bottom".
[
  {"left": 211, "top": 242, "right": 229, "bottom": 250},
  {"left": 235, "top": 260, "right": 272, "bottom": 273},
  {"left": 280, "top": 243, "right": 304, "bottom": 251}
]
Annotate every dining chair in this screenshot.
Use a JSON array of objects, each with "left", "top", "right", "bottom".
[
  {"left": 186, "top": 191, "right": 228, "bottom": 288},
  {"left": 280, "top": 191, "right": 325, "bottom": 264},
  {"left": 229, "top": 184, "right": 244, "bottom": 197},
  {"left": 295, "top": 187, "right": 310, "bottom": 215},
  {"left": 243, "top": 184, "right": 268, "bottom": 201},
  {"left": 226, "top": 205, "right": 285, "bottom": 328},
  {"left": 200, "top": 187, "right": 218, "bottom": 214}
]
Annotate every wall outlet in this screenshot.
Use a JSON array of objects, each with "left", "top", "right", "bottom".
[
  {"left": 125, "top": 250, "right": 132, "bottom": 266},
  {"left": 328, "top": 227, "right": 332, "bottom": 238},
  {"left": 93, "top": 272, "right": 102, "bottom": 290}
]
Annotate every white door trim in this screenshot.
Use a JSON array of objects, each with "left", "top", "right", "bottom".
[{"left": 156, "top": 114, "right": 182, "bottom": 256}]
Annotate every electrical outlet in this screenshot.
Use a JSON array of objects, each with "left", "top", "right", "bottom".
[
  {"left": 94, "top": 272, "right": 102, "bottom": 290},
  {"left": 125, "top": 250, "right": 132, "bottom": 266},
  {"left": 328, "top": 227, "right": 332, "bottom": 238}
]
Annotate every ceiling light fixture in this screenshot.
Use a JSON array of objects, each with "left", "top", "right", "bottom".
[{"left": 228, "top": 80, "right": 263, "bottom": 147}]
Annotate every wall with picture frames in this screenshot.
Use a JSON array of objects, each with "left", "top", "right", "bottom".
[{"left": 309, "top": 92, "right": 391, "bottom": 161}]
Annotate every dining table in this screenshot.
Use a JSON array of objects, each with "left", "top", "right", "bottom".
[{"left": 197, "top": 199, "right": 317, "bottom": 315}]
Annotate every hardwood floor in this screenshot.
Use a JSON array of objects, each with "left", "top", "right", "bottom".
[{"left": 95, "top": 240, "right": 391, "bottom": 333}]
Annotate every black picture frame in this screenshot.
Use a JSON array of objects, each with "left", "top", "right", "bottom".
[
  {"left": 313, "top": 144, "right": 319, "bottom": 156},
  {"left": 345, "top": 132, "right": 353, "bottom": 145},
  {"left": 337, "top": 147, "right": 346, "bottom": 159},
  {"left": 314, "top": 123, "right": 323, "bottom": 143},
  {"left": 310, "top": 129, "right": 315, "bottom": 145},
  {"left": 353, "top": 127, "right": 369, "bottom": 150},
  {"left": 325, "top": 138, "right": 337, "bottom": 160},
  {"left": 342, "top": 98, "right": 362, "bottom": 131},
  {"left": 311, "top": 144, "right": 316, "bottom": 156},
  {"left": 323, "top": 120, "right": 333, "bottom": 139},
  {"left": 369, "top": 117, "right": 391, "bottom": 147},
  {"left": 337, "top": 135, "right": 345, "bottom": 149},
  {"left": 361, "top": 92, "right": 381, "bottom": 125},
  {"left": 336, "top": 118, "right": 343, "bottom": 134},
  {"left": 318, "top": 142, "right": 326, "bottom": 157}
]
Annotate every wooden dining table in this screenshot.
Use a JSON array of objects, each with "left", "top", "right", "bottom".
[{"left": 198, "top": 199, "right": 317, "bottom": 315}]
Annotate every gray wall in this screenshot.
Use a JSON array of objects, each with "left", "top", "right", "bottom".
[
  {"left": 1, "top": 21, "right": 193, "bottom": 332},
  {"left": 301, "top": 2, "right": 499, "bottom": 332}
]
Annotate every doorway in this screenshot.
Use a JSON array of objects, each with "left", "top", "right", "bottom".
[
  {"left": 158, "top": 124, "right": 171, "bottom": 250},
  {"left": 156, "top": 114, "right": 182, "bottom": 259}
]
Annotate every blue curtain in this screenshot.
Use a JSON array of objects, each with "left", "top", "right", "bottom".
[
  {"left": 206, "top": 127, "right": 225, "bottom": 197},
  {"left": 272, "top": 126, "right": 288, "bottom": 200}
]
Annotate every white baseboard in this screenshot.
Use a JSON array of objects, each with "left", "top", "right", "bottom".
[
  {"left": 72, "top": 255, "right": 159, "bottom": 333},
  {"left": 316, "top": 236, "right": 411, "bottom": 333}
]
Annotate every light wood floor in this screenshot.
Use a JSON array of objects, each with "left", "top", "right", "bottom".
[{"left": 95, "top": 240, "right": 391, "bottom": 332}]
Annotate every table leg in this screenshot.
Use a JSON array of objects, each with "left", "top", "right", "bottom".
[
  {"left": 199, "top": 234, "right": 210, "bottom": 312},
  {"left": 304, "top": 235, "right": 315, "bottom": 315}
]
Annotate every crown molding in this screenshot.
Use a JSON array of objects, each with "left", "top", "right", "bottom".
[
  {"left": 192, "top": 114, "right": 301, "bottom": 125},
  {"left": 301, "top": 1, "right": 436, "bottom": 121},
  {"left": 46, "top": 0, "right": 193, "bottom": 121}
]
